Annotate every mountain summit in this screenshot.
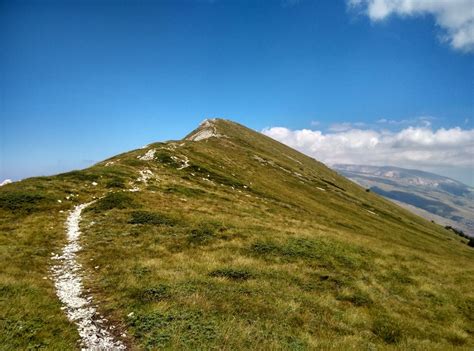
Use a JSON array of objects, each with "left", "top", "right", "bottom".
[
  {"left": 1, "top": 119, "right": 473, "bottom": 350},
  {"left": 185, "top": 118, "right": 225, "bottom": 141}
]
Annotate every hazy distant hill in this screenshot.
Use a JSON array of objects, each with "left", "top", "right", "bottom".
[{"left": 333, "top": 164, "right": 474, "bottom": 237}]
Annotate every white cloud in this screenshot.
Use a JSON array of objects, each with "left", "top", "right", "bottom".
[
  {"left": 262, "top": 125, "right": 474, "bottom": 169},
  {"left": 377, "top": 116, "right": 435, "bottom": 127},
  {"left": 328, "top": 122, "right": 354, "bottom": 132},
  {"left": 328, "top": 121, "right": 367, "bottom": 132},
  {"left": 349, "top": 0, "right": 474, "bottom": 52}
]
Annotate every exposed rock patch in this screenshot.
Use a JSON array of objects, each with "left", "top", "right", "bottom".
[
  {"left": 186, "top": 119, "right": 225, "bottom": 141},
  {"left": 51, "top": 203, "right": 126, "bottom": 350}
]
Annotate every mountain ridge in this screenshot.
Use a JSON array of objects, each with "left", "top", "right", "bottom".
[{"left": 1, "top": 119, "right": 473, "bottom": 350}]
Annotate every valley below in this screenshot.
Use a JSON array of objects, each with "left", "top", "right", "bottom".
[{"left": 333, "top": 164, "right": 474, "bottom": 238}]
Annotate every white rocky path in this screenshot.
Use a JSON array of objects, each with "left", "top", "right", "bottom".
[{"left": 51, "top": 203, "right": 126, "bottom": 350}]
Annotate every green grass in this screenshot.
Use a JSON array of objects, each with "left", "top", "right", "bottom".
[{"left": 1, "top": 119, "right": 473, "bottom": 350}]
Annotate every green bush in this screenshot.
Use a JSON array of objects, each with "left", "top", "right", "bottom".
[
  {"left": 187, "top": 224, "right": 215, "bottom": 245},
  {"left": 372, "top": 315, "right": 402, "bottom": 344},
  {"left": 90, "top": 193, "right": 136, "bottom": 212},
  {"left": 129, "top": 211, "right": 175, "bottom": 226},
  {"left": 387, "top": 270, "right": 414, "bottom": 284},
  {"left": 209, "top": 268, "right": 253, "bottom": 281},
  {"left": 131, "top": 265, "right": 151, "bottom": 277},
  {"left": 250, "top": 238, "right": 369, "bottom": 269},
  {"left": 447, "top": 332, "right": 467, "bottom": 346},
  {"left": 250, "top": 241, "right": 279, "bottom": 255},
  {"left": 140, "top": 285, "right": 171, "bottom": 302},
  {"left": 336, "top": 290, "right": 373, "bottom": 306},
  {"left": 0, "top": 191, "right": 51, "bottom": 213},
  {"left": 156, "top": 152, "right": 175, "bottom": 164},
  {"left": 105, "top": 179, "right": 126, "bottom": 189}
]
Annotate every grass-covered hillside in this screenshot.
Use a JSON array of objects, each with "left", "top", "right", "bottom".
[{"left": 1, "top": 119, "right": 473, "bottom": 350}]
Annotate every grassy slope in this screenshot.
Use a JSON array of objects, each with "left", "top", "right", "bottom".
[{"left": 1, "top": 119, "right": 473, "bottom": 350}]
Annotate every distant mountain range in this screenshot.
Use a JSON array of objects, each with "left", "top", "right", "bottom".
[{"left": 333, "top": 164, "right": 474, "bottom": 237}]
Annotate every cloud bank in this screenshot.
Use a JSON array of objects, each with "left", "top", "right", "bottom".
[
  {"left": 262, "top": 125, "right": 474, "bottom": 170},
  {"left": 348, "top": 0, "right": 474, "bottom": 52}
]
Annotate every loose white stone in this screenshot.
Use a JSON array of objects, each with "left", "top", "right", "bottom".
[
  {"left": 138, "top": 149, "right": 156, "bottom": 161},
  {"left": 177, "top": 155, "right": 190, "bottom": 170},
  {"left": 51, "top": 203, "right": 126, "bottom": 350},
  {"left": 186, "top": 119, "right": 225, "bottom": 141}
]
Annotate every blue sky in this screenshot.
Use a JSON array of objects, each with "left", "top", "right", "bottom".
[{"left": 1, "top": 0, "right": 473, "bottom": 184}]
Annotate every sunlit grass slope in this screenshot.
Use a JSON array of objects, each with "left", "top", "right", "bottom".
[{"left": 1, "top": 119, "right": 473, "bottom": 350}]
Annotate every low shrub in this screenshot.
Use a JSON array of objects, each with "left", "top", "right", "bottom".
[
  {"left": 445, "top": 225, "right": 467, "bottom": 238},
  {"left": 105, "top": 179, "right": 126, "bottom": 189},
  {"left": 250, "top": 241, "right": 279, "bottom": 255},
  {"left": 467, "top": 239, "right": 474, "bottom": 248},
  {"left": 250, "top": 238, "right": 370, "bottom": 269},
  {"left": 0, "top": 191, "right": 51, "bottom": 213},
  {"left": 387, "top": 270, "right": 414, "bottom": 285},
  {"left": 131, "top": 265, "right": 151, "bottom": 277},
  {"left": 156, "top": 152, "right": 175, "bottom": 165},
  {"left": 129, "top": 211, "right": 175, "bottom": 226},
  {"left": 123, "top": 159, "right": 145, "bottom": 167},
  {"left": 127, "top": 310, "right": 217, "bottom": 348},
  {"left": 187, "top": 224, "right": 215, "bottom": 245},
  {"left": 164, "top": 186, "right": 205, "bottom": 197},
  {"left": 140, "top": 285, "right": 171, "bottom": 302},
  {"left": 447, "top": 332, "right": 467, "bottom": 346},
  {"left": 372, "top": 315, "right": 402, "bottom": 344},
  {"left": 336, "top": 290, "right": 373, "bottom": 306},
  {"left": 209, "top": 268, "right": 253, "bottom": 281},
  {"left": 90, "top": 193, "right": 136, "bottom": 212},
  {"left": 458, "top": 297, "right": 474, "bottom": 321}
]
